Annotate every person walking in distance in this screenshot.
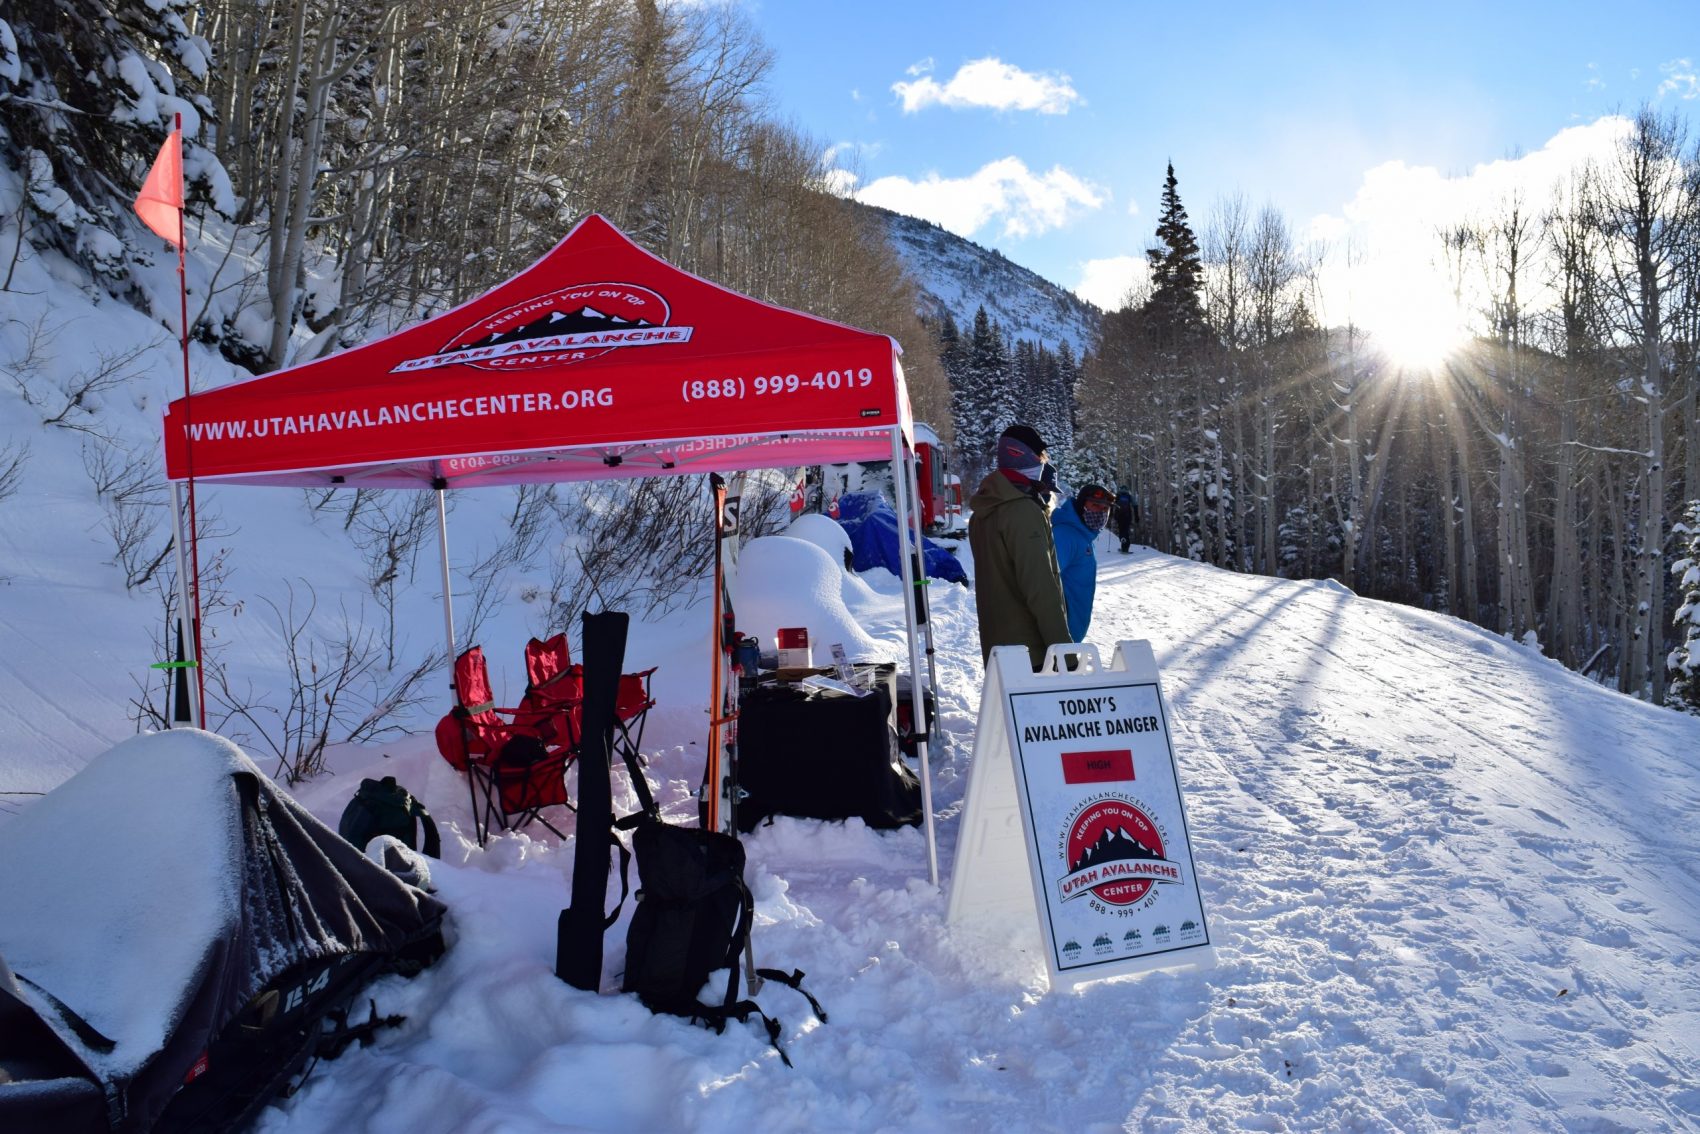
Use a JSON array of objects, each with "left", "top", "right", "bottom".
[
  {"left": 967, "top": 424, "right": 1071, "bottom": 670},
  {"left": 1053, "top": 483, "right": 1113, "bottom": 643},
  {"left": 1113, "top": 486, "right": 1137, "bottom": 553}
]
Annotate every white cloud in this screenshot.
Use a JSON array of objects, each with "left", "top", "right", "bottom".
[
  {"left": 1074, "top": 256, "right": 1150, "bottom": 312},
  {"left": 892, "top": 57, "right": 1081, "bottom": 115},
  {"left": 1303, "top": 117, "right": 1633, "bottom": 333},
  {"left": 1584, "top": 62, "right": 1605, "bottom": 91},
  {"left": 849, "top": 156, "right": 1106, "bottom": 239},
  {"left": 823, "top": 168, "right": 859, "bottom": 198},
  {"left": 1658, "top": 58, "right": 1698, "bottom": 100},
  {"left": 825, "top": 140, "right": 883, "bottom": 166}
]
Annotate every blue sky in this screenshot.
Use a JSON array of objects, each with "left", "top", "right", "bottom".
[{"left": 744, "top": 0, "right": 1697, "bottom": 322}]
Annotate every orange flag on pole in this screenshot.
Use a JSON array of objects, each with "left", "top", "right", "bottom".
[{"left": 134, "top": 130, "right": 184, "bottom": 248}]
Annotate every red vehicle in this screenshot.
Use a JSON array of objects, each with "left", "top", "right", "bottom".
[
  {"left": 817, "top": 422, "right": 960, "bottom": 535},
  {"left": 912, "top": 423, "right": 945, "bottom": 534}
]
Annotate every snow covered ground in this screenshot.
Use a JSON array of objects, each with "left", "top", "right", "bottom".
[
  {"left": 3, "top": 183, "right": 1698, "bottom": 1130},
  {"left": 10, "top": 533, "right": 1695, "bottom": 1132}
]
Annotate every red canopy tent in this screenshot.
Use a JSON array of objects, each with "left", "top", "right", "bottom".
[{"left": 162, "top": 214, "right": 941, "bottom": 880}]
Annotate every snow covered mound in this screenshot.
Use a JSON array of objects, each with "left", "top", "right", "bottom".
[
  {"left": 0, "top": 730, "right": 247, "bottom": 1071},
  {"left": 729, "top": 535, "right": 883, "bottom": 661},
  {"left": 782, "top": 513, "right": 853, "bottom": 568}
]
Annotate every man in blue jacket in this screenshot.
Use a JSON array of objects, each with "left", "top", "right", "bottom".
[{"left": 1052, "top": 483, "right": 1113, "bottom": 642}]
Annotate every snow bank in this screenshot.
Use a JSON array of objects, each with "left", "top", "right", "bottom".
[
  {"left": 782, "top": 513, "right": 853, "bottom": 568},
  {"left": 729, "top": 535, "right": 884, "bottom": 661}
]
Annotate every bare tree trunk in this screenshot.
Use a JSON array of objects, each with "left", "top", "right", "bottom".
[
  {"left": 1447, "top": 392, "right": 1480, "bottom": 623},
  {"left": 1338, "top": 329, "right": 1364, "bottom": 586},
  {"left": 1549, "top": 386, "right": 1582, "bottom": 664},
  {"left": 261, "top": 0, "right": 314, "bottom": 367},
  {"left": 1591, "top": 107, "right": 1697, "bottom": 700},
  {"left": 1259, "top": 391, "right": 1278, "bottom": 575},
  {"left": 1436, "top": 410, "right": 1459, "bottom": 615}
]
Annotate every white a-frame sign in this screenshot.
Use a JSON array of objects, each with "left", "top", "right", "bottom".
[{"left": 948, "top": 641, "right": 1214, "bottom": 990}]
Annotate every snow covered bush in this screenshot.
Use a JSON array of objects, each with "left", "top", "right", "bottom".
[
  {"left": 1668, "top": 501, "right": 1700, "bottom": 713},
  {"left": 1, "top": 0, "right": 226, "bottom": 280}
]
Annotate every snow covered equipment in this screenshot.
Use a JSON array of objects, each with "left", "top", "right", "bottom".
[
  {"left": 833, "top": 492, "right": 968, "bottom": 584},
  {"left": 338, "top": 775, "right": 440, "bottom": 859},
  {"left": 434, "top": 645, "right": 575, "bottom": 845},
  {"left": 0, "top": 731, "right": 447, "bottom": 1134},
  {"left": 620, "top": 816, "right": 824, "bottom": 1065},
  {"left": 0, "top": 951, "right": 106, "bottom": 1132}
]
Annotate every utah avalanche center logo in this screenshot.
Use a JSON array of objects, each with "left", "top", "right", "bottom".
[
  {"left": 1057, "top": 794, "right": 1183, "bottom": 913},
  {"left": 392, "top": 282, "right": 692, "bottom": 373}
]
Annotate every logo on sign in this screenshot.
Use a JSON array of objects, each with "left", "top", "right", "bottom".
[
  {"left": 1056, "top": 794, "right": 1181, "bottom": 911},
  {"left": 393, "top": 282, "right": 692, "bottom": 374}
]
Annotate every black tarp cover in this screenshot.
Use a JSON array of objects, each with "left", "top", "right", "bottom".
[{"left": 0, "top": 731, "right": 448, "bottom": 1133}]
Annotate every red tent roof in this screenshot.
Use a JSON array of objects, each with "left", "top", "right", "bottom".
[{"left": 163, "top": 214, "right": 911, "bottom": 488}]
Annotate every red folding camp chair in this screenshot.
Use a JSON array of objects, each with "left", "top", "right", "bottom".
[
  {"left": 519, "top": 634, "right": 657, "bottom": 794},
  {"left": 516, "top": 633, "right": 582, "bottom": 744},
  {"left": 434, "top": 645, "right": 577, "bottom": 846}
]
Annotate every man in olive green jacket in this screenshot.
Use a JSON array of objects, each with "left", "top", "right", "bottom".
[{"left": 968, "top": 424, "right": 1072, "bottom": 671}]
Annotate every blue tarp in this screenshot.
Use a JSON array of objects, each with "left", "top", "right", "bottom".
[{"left": 835, "top": 493, "right": 968, "bottom": 584}]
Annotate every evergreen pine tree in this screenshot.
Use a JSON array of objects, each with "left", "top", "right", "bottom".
[
  {"left": 1669, "top": 501, "right": 1700, "bottom": 713},
  {"left": 960, "top": 306, "right": 1015, "bottom": 478},
  {"left": 1011, "top": 339, "right": 1039, "bottom": 426},
  {"left": 937, "top": 311, "right": 968, "bottom": 391},
  {"left": 2, "top": 0, "right": 225, "bottom": 277},
  {"left": 1144, "top": 162, "right": 1207, "bottom": 353}
]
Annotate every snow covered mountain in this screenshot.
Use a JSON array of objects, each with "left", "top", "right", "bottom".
[{"left": 858, "top": 202, "right": 1103, "bottom": 358}]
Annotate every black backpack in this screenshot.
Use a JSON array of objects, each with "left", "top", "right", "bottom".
[
  {"left": 620, "top": 817, "right": 824, "bottom": 1064},
  {"left": 338, "top": 776, "right": 440, "bottom": 859}
]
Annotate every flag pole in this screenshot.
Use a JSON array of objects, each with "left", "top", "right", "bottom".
[
  {"left": 137, "top": 116, "right": 202, "bottom": 727},
  {"left": 172, "top": 113, "right": 205, "bottom": 728}
]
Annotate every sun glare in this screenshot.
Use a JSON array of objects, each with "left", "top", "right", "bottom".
[{"left": 1357, "top": 278, "right": 1472, "bottom": 373}]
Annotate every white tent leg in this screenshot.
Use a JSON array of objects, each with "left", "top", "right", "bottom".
[
  {"left": 435, "top": 482, "right": 457, "bottom": 669},
  {"left": 169, "top": 481, "right": 201, "bottom": 729},
  {"left": 892, "top": 428, "right": 939, "bottom": 886},
  {"left": 900, "top": 434, "right": 943, "bottom": 733}
]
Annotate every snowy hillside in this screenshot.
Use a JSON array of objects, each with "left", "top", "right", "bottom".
[
  {"left": 7, "top": 524, "right": 1700, "bottom": 1130},
  {"left": 861, "top": 202, "right": 1103, "bottom": 358}
]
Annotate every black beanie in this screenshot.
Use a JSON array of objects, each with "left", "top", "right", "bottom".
[{"left": 999, "top": 424, "right": 1047, "bottom": 455}]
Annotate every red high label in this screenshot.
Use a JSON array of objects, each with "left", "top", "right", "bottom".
[{"left": 1060, "top": 749, "right": 1134, "bottom": 784}]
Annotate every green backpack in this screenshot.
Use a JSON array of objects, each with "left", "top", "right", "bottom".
[{"left": 338, "top": 776, "right": 440, "bottom": 858}]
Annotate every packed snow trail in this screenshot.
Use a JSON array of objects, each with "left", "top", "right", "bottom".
[
  {"left": 1089, "top": 551, "right": 1700, "bottom": 1132},
  {"left": 166, "top": 546, "right": 1700, "bottom": 1132}
]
